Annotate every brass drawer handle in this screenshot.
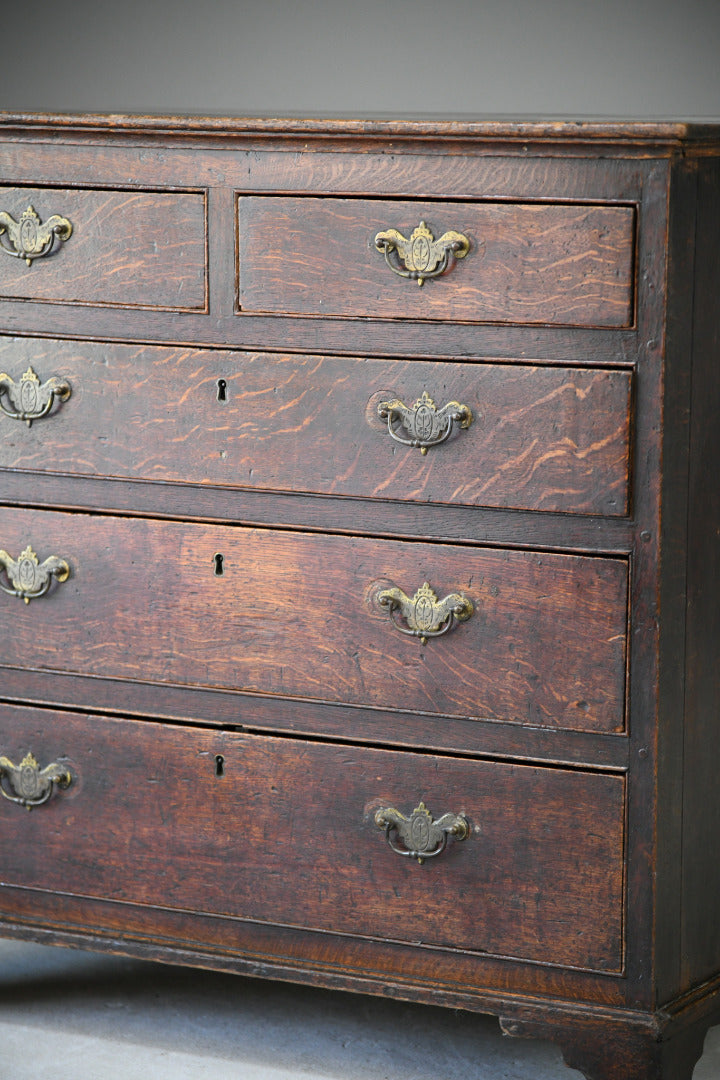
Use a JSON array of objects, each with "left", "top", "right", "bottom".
[
  {"left": 0, "top": 751, "right": 72, "bottom": 810},
  {"left": 374, "top": 220, "right": 470, "bottom": 286},
  {"left": 378, "top": 391, "right": 472, "bottom": 454},
  {"left": 375, "top": 801, "right": 469, "bottom": 864},
  {"left": 0, "top": 205, "right": 73, "bottom": 265},
  {"left": 0, "top": 365, "right": 71, "bottom": 426},
  {"left": 0, "top": 545, "right": 70, "bottom": 603},
  {"left": 376, "top": 581, "right": 473, "bottom": 645}
]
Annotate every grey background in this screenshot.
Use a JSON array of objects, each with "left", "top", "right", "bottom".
[{"left": 1, "top": 0, "right": 719, "bottom": 118}]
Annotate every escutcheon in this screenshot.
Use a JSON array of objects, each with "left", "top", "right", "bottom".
[
  {"left": 374, "top": 801, "right": 469, "bottom": 864},
  {"left": 375, "top": 580, "right": 473, "bottom": 644},
  {"left": 0, "top": 751, "right": 72, "bottom": 809},
  {"left": 377, "top": 391, "right": 472, "bottom": 454},
  {"left": 0, "top": 366, "right": 72, "bottom": 426},
  {"left": 0, "top": 545, "right": 70, "bottom": 603},
  {"left": 374, "top": 220, "right": 470, "bottom": 285},
  {"left": 0, "top": 205, "right": 73, "bottom": 265}
]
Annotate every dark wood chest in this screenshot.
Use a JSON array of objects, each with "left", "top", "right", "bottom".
[{"left": 0, "top": 114, "right": 718, "bottom": 1079}]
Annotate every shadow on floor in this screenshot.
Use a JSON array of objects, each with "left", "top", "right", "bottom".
[{"left": 0, "top": 938, "right": 718, "bottom": 1079}]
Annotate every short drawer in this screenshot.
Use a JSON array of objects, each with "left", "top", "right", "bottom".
[
  {"left": 0, "top": 706, "right": 625, "bottom": 972},
  {"left": 0, "top": 186, "right": 206, "bottom": 310},
  {"left": 0, "top": 337, "right": 632, "bottom": 517},
  {"left": 237, "top": 196, "right": 635, "bottom": 328},
  {"left": 0, "top": 508, "right": 628, "bottom": 734}
]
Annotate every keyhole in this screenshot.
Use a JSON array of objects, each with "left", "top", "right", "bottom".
[
  {"left": 215, "top": 754, "right": 225, "bottom": 777},
  {"left": 217, "top": 378, "right": 228, "bottom": 402},
  {"left": 213, "top": 552, "right": 224, "bottom": 576}
]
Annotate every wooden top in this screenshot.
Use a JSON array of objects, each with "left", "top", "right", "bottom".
[{"left": 0, "top": 112, "right": 718, "bottom": 150}]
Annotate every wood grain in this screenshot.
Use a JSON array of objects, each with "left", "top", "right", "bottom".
[
  {"left": 679, "top": 156, "right": 720, "bottom": 988},
  {"left": 0, "top": 186, "right": 206, "bottom": 310},
  {"left": 237, "top": 196, "right": 635, "bottom": 327},
  {"left": 0, "top": 337, "right": 632, "bottom": 517},
  {"left": 0, "top": 708, "right": 625, "bottom": 972},
  {"left": 0, "top": 507, "right": 628, "bottom": 734}
]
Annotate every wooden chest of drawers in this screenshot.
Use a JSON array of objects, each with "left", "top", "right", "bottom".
[{"left": 0, "top": 114, "right": 718, "bottom": 1080}]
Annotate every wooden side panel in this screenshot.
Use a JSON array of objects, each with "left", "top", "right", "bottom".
[
  {"left": 237, "top": 196, "right": 636, "bottom": 327},
  {"left": 680, "top": 157, "right": 720, "bottom": 988},
  {"left": 0, "top": 707, "right": 626, "bottom": 973},
  {"left": 0, "top": 508, "right": 628, "bottom": 734},
  {"left": 0, "top": 187, "right": 207, "bottom": 310},
  {"left": 0, "top": 337, "right": 632, "bottom": 517}
]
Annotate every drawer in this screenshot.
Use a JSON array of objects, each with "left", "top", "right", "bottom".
[
  {"left": 0, "top": 338, "right": 632, "bottom": 517},
  {"left": 0, "top": 186, "right": 206, "bottom": 310},
  {"left": 0, "top": 706, "right": 625, "bottom": 972},
  {"left": 237, "top": 196, "right": 635, "bottom": 328},
  {"left": 0, "top": 509, "right": 628, "bottom": 735}
]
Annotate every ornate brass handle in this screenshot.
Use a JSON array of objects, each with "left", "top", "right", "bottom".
[
  {"left": 0, "top": 751, "right": 72, "bottom": 809},
  {"left": 376, "top": 581, "right": 473, "bottom": 645},
  {"left": 0, "top": 366, "right": 71, "bottom": 426},
  {"left": 378, "top": 391, "right": 472, "bottom": 454},
  {"left": 0, "top": 545, "right": 70, "bottom": 603},
  {"left": 374, "top": 220, "right": 470, "bottom": 286},
  {"left": 375, "top": 801, "right": 469, "bottom": 864},
  {"left": 0, "top": 205, "right": 73, "bottom": 265}
]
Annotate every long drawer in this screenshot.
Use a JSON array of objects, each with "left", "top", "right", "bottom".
[
  {"left": 0, "top": 508, "right": 628, "bottom": 734},
  {"left": 0, "top": 705, "right": 625, "bottom": 973},
  {"left": 0, "top": 337, "right": 632, "bottom": 517},
  {"left": 0, "top": 186, "right": 207, "bottom": 310},
  {"left": 237, "top": 196, "right": 636, "bottom": 327}
]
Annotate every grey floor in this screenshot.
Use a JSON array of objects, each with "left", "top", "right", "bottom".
[{"left": 0, "top": 938, "right": 719, "bottom": 1079}]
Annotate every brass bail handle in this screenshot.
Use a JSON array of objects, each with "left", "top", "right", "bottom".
[
  {"left": 374, "top": 220, "right": 470, "bottom": 286},
  {"left": 375, "top": 581, "right": 473, "bottom": 645},
  {"left": 0, "top": 545, "right": 70, "bottom": 603},
  {"left": 377, "top": 391, "right": 472, "bottom": 454},
  {"left": 0, "top": 366, "right": 71, "bottom": 426},
  {"left": 0, "top": 206, "right": 73, "bottom": 265},
  {"left": 374, "top": 801, "right": 469, "bottom": 864},
  {"left": 0, "top": 752, "right": 72, "bottom": 810}
]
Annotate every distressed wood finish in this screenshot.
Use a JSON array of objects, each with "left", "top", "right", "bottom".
[
  {"left": 0, "top": 115, "right": 719, "bottom": 1080},
  {"left": 237, "top": 196, "right": 636, "bottom": 327},
  {"left": 0, "top": 337, "right": 632, "bottom": 516},
  {"left": 0, "top": 186, "right": 206, "bottom": 310},
  {"left": 0, "top": 507, "right": 628, "bottom": 734},
  {"left": 0, "top": 707, "right": 625, "bottom": 972}
]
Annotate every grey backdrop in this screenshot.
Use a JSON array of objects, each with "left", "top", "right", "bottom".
[{"left": 1, "top": 0, "right": 718, "bottom": 118}]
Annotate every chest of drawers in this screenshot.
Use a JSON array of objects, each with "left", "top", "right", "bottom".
[{"left": 0, "top": 114, "right": 718, "bottom": 1080}]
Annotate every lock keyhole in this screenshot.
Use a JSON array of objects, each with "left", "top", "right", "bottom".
[
  {"left": 215, "top": 754, "right": 225, "bottom": 777},
  {"left": 217, "top": 378, "right": 228, "bottom": 402},
  {"left": 213, "top": 552, "right": 224, "bottom": 576}
]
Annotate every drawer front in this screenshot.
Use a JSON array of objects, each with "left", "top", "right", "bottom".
[
  {"left": 0, "top": 509, "right": 628, "bottom": 734},
  {"left": 0, "top": 187, "right": 206, "bottom": 310},
  {"left": 237, "top": 196, "right": 635, "bottom": 328},
  {"left": 0, "top": 707, "right": 625, "bottom": 972},
  {"left": 0, "top": 338, "right": 632, "bottom": 517}
]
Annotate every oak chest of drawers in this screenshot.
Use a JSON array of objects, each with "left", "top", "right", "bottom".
[{"left": 0, "top": 114, "right": 718, "bottom": 1080}]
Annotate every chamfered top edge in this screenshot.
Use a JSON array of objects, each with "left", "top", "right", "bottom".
[{"left": 0, "top": 111, "right": 719, "bottom": 145}]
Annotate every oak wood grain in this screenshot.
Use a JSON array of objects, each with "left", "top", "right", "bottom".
[
  {"left": 0, "top": 186, "right": 206, "bottom": 310},
  {"left": 0, "top": 880, "right": 629, "bottom": 1008},
  {"left": 0, "top": 708, "right": 625, "bottom": 972},
  {"left": 0, "top": 663, "right": 631, "bottom": 768},
  {"left": 0, "top": 507, "right": 628, "bottom": 734},
  {"left": 0, "top": 337, "right": 632, "bottom": 517},
  {"left": 237, "top": 196, "right": 635, "bottom": 327}
]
